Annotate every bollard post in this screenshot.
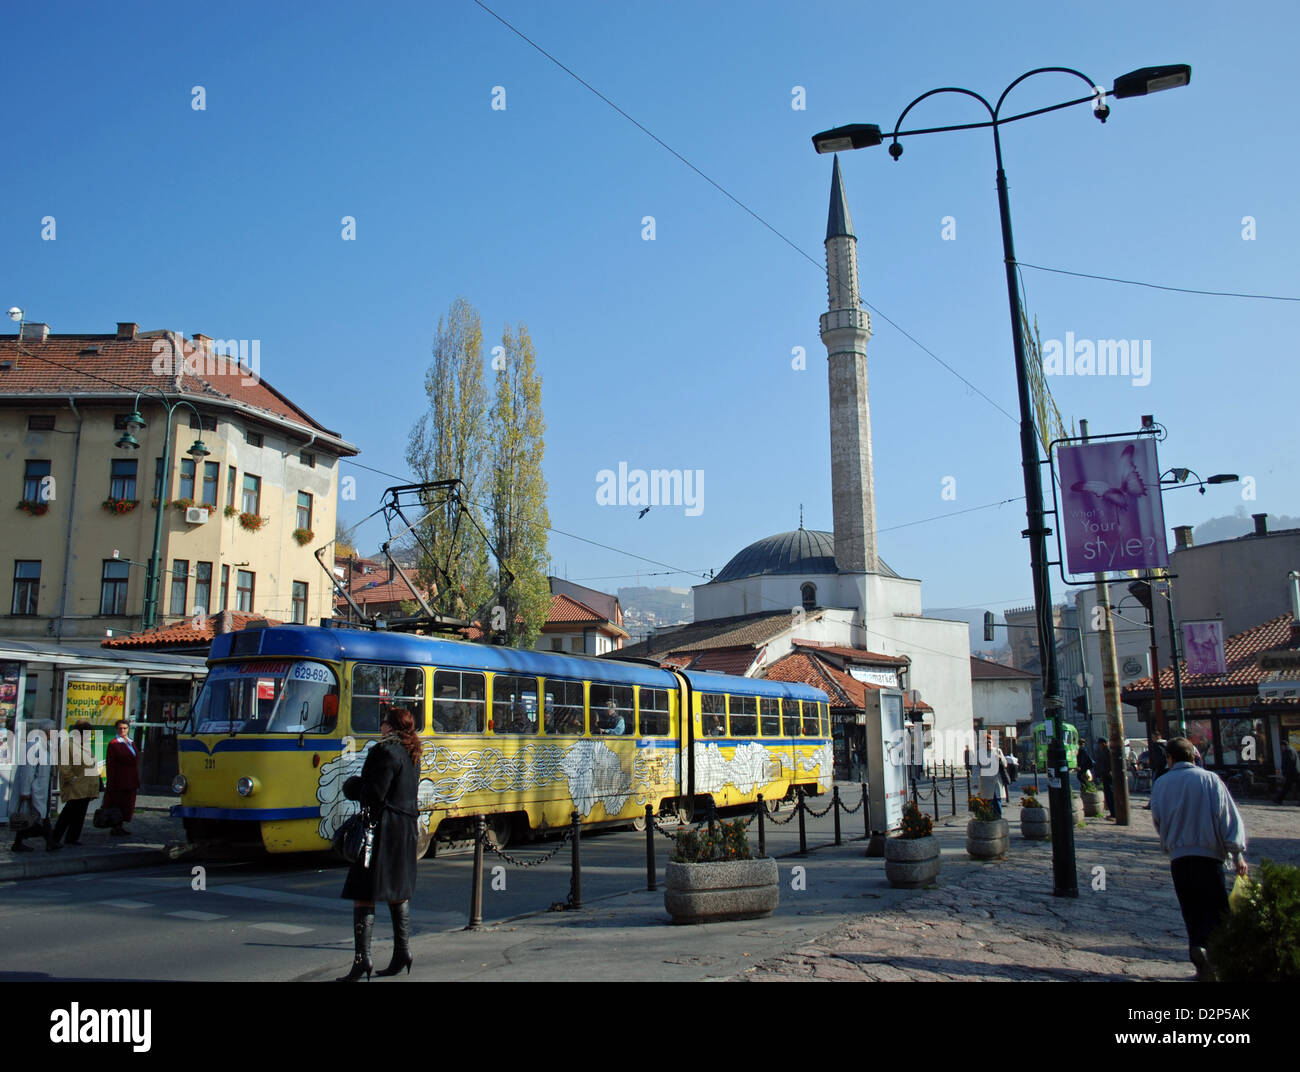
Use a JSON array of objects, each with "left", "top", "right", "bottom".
[
  {"left": 933, "top": 775, "right": 940, "bottom": 822},
  {"left": 645, "top": 804, "right": 656, "bottom": 892},
  {"left": 862, "top": 781, "right": 869, "bottom": 840},
  {"left": 966, "top": 767, "right": 972, "bottom": 802},
  {"left": 466, "top": 814, "right": 485, "bottom": 931},
  {"left": 797, "top": 787, "right": 807, "bottom": 856},
  {"left": 757, "top": 793, "right": 766, "bottom": 859},
  {"left": 833, "top": 785, "right": 842, "bottom": 846},
  {"left": 950, "top": 764, "right": 956, "bottom": 816},
  {"left": 569, "top": 809, "right": 583, "bottom": 910}
]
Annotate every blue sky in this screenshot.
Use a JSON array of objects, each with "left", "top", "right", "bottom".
[{"left": 4, "top": 0, "right": 1296, "bottom": 619}]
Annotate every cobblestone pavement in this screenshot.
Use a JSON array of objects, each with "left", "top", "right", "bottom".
[{"left": 738, "top": 798, "right": 1298, "bottom": 982}]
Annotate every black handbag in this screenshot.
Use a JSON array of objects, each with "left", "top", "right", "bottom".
[
  {"left": 333, "top": 809, "right": 375, "bottom": 867},
  {"left": 8, "top": 799, "right": 38, "bottom": 831},
  {"left": 92, "top": 806, "right": 124, "bottom": 829}
]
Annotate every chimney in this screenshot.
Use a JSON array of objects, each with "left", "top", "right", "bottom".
[
  {"left": 192, "top": 333, "right": 211, "bottom": 351},
  {"left": 1290, "top": 572, "right": 1300, "bottom": 645},
  {"left": 116, "top": 322, "right": 138, "bottom": 340},
  {"left": 1253, "top": 513, "right": 1268, "bottom": 536},
  {"left": 19, "top": 322, "right": 49, "bottom": 342},
  {"left": 1173, "top": 525, "right": 1194, "bottom": 551}
]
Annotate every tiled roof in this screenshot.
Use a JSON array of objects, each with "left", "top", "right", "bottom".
[
  {"left": 615, "top": 610, "right": 808, "bottom": 661},
  {"left": 970, "top": 656, "right": 1038, "bottom": 681},
  {"left": 676, "top": 648, "right": 759, "bottom": 676},
  {"left": 1122, "top": 614, "right": 1300, "bottom": 700},
  {"left": 0, "top": 330, "right": 355, "bottom": 450},
  {"left": 102, "top": 611, "right": 279, "bottom": 649},
  {"left": 542, "top": 593, "right": 626, "bottom": 634},
  {"left": 763, "top": 650, "right": 930, "bottom": 712},
  {"left": 792, "top": 640, "right": 909, "bottom": 666}
]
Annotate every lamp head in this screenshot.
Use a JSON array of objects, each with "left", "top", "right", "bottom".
[{"left": 811, "top": 123, "right": 883, "bottom": 154}]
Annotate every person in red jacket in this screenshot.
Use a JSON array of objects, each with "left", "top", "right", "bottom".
[{"left": 103, "top": 719, "right": 140, "bottom": 836}]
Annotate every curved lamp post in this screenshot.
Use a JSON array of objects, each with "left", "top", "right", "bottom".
[
  {"left": 114, "top": 388, "right": 211, "bottom": 630},
  {"left": 813, "top": 63, "right": 1191, "bottom": 897}
]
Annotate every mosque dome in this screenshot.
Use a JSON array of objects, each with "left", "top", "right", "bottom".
[{"left": 713, "top": 529, "right": 838, "bottom": 583}]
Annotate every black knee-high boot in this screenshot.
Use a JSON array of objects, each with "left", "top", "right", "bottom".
[
  {"left": 337, "top": 906, "right": 373, "bottom": 981},
  {"left": 375, "top": 901, "right": 413, "bottom": 977}
]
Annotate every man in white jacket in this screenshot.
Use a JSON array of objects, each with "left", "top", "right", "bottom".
[{"left": 1150, "top": 737, "right": 1248, "bottom": 981}]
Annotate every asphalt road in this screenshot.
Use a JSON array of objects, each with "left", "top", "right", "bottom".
[{"left": 0, "top": 793, "right": 875, "bottom": 982}]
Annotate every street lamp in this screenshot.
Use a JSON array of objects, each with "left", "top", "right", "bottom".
[
  {"left": 813, "top": 63, "right": 1191, "bottom": 897},
  {"left": 114, "top": 388, "right": 211, "bottom": 630}
]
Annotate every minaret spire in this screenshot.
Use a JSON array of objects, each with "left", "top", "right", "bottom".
[{"left": 819, "top": 156, "right": 878, "bottom": 574}]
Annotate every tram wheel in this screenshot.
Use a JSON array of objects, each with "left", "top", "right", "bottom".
[
  {"left": 630, "top": 813, "right": 647, "bottom": 832},
  {"left": 416, "top": 832, "right": 432, "bottom": 859},
  {"left": 484, "top": 816, "right": 513, "bottom": 850}
]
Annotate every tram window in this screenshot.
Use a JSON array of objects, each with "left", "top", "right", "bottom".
[
  {"left": 352, "top": 664, "right": 425, "bottom": 735},
  {"left": 820, "top": 702, "right": 830, "bottom": 736},
  {"left": 801, "top": 700, "right": 820, "bottom": 736},
  {"left": 700, "top": 693, "right": 726, "bottom": 737},
  {"left": 432, "top": 670, "right": 486, "bottom": 734},
  {"left": 729, "top": 694, "right": 758, "bottom": 736},
  {"left": 492, "top": 675, "right": 538, "bottom": 734},
  {"left": 638, "top": 688, "right": 670, "bottom": 737},
  {"left": 189, "top": 661, "right": 338, "bottom": 735},
  {"left": 543, "top": 679, "right": 585, "bottom": 735},
  {"left": 589, "top": 683, "right": 633, "bottom": 735},
  {"left": 759, "top": 697, "right": 780, "bottom": 737}
]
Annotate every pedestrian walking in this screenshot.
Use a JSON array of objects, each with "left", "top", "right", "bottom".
[
  {"left": 977, "top": 734, "right": 1007, "bottom": 817},
  {"left": 1149, "top": 731, "right": 1168, "bottom": 781},
  {"left": 1096, "top": 737, "right": 1116, "bottom": 818},
  {"left": 1150, "top": 737, "right": 1248, "bottom": 982},
  {"left": 9, "top": 721, "right": 57, "bottom": 853},
  {"left": 1075, "top": 740, "right": 1096, "bottom": 790},
  {"left": 337, "top": 704, "right": 422, "bottom": 982},
  {"left": 1276, "top": 735, "right": 1299, "bottom": 805},
  {"left": 52, "top": 720, "right": 100, "bottom": 847},
  {"left": 103, "top": 719, "right": 140, "bottom": 836}
]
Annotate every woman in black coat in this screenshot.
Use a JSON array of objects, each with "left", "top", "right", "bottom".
[{"left": 338, "top": 704, "right": 421, "bottom": 981}]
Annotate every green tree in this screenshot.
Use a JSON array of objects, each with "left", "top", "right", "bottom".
[
  {"left": 405, "top": 298, "right": 494, "bottom": 620},
  {"left": 489, "top": 323, "right": 550, "bottom": 647}
]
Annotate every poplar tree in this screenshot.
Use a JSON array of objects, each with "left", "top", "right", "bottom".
[
  {"left": 405, "top": 297, "right": 493, "bottom": 620},
  {"left": 489, "top": 323, "right": 551, "bottom": 647}
]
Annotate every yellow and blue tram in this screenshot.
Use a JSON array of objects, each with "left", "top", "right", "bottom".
[{"left": 171, "top": 625, "right": 833, "bottom": 854}]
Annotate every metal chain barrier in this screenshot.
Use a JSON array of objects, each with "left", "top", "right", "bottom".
[
  {"left": 802, "top": 795, "right": 835, "bottom": 818},
  {"left": 836, "top": 787, "right": 866, "bottom": 815},
  {"left": 763, "top": 799, "right": 800, "bottom": 825},
  {"left": 478, "top": 828, "right": 573, "bottom": 869}
]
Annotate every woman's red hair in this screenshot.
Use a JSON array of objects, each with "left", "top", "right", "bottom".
[{"left": 381, "top": 705, "right": 423, "bottom": 765}]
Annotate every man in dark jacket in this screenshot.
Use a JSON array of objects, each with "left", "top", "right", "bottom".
[{"left": 1276, "top": 735, "right": 1299, "bottom": 804}]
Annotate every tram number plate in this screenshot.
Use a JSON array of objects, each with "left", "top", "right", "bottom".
[
  {"left": 204, "top": 758, "right": 217, "bottom": 770},
  {"left": 291, "top": 662, "right": 332, "bottom": 684}
]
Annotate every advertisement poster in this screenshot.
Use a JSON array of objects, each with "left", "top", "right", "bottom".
[
  {"left": 1058, "top": 438, "right": 1169, "bottom": 575},
  {"left": 1183, "top": 620, "right": 1227, "bottom": 677},
  {"left": 63, "top": 678, "right": 128, "bottom": 771},
  {"left": 0, "top": 661, "right": 25, "bottom": 820}
]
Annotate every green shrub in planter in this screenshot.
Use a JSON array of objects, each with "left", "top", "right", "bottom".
[{"left": 1208, "top": 859, "right": 1300, "bottom": 981}]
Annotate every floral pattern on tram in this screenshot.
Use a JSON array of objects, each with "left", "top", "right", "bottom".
[
  {"left": 797, "top": 743, "right": 835, "bottom": 777},
  {"left": 318, "top": 738, "right": 682, "bottom": 833},
  {"left": 693, "top": 741, "right": 781, "bottom": 795}
]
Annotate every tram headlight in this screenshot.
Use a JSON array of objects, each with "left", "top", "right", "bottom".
[
  {"left": 236, "top": 776, "right": 258, "bottom": 797},
  {"left": 171, "top": 774, "right": 188, "bottom": 795}
]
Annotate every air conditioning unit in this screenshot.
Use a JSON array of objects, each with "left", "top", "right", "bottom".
[{"left": 185, "top": 507, "right": 210, "bottom": 524}]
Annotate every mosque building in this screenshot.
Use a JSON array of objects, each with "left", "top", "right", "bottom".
[{"left": 617, "top": 158, "right": 975, "bottom": 769}]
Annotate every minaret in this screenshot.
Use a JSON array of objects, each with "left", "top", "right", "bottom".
[{"left": 819, "top": 155, "right": 879, "bottom": 574}]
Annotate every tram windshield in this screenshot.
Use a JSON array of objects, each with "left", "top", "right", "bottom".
[{"left": 188, "top": 660, "right": 340, "bottom": 735}]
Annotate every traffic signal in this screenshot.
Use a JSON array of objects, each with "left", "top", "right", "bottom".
[
  {"left": 984, "top": 611, "right": 996, "bottom": 642},
  {"left": 1073, "top": 695, "right": 1088, "bottom": 716}
]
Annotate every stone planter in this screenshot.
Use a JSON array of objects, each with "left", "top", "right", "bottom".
[
  {"left": 1082, "top": 790, "right": 1104, "bottom": 817},
  {"left": 1019, "top": 805, "right": 1050, "bottom": 840},
  {"left": 966, "top": 818, "right": 1010, "bottom": 860},
  {"left": 884, "top": 835, "right": 941, "bottom": 888},
  {"left": 664, "top": 857, "right": 779, "bottom": 924}
]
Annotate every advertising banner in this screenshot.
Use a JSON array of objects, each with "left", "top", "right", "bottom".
[
  {"left": 1058, "top": 438, "right": 1169, "bottom": 575},
  {"left": 1182, "top": 620, "right": 1227, "bottom": 677},
  {"left": 64, "top": 679, "right": 128, "bottom": 727}
]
